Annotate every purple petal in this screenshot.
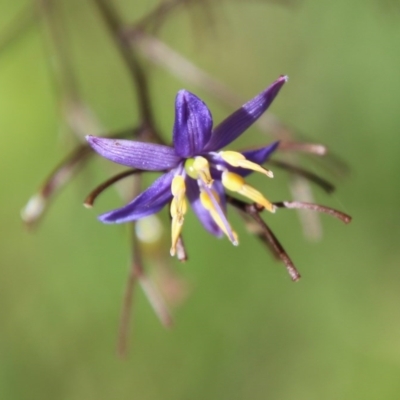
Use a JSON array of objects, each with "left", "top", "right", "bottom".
[
  {"left": 185, "top": 177, "right": 224, "bottom": 237},
  {"left": 173, "top": 90, "right": 213, "bottom": 157},
  {"left": 238, "top": 141, "right": 279, "bottom": 177},
  {"left": 98, "top": 170, "right": 175, "bottom": 223},
  {"left": 204, "top": 76, "right": 288, "bottom": 151},
  {"left": 86, "top": 136, "right": 180, "bottom": 171}
]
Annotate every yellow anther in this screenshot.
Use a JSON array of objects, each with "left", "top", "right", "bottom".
[
  {"left": 220, "top": 151, "right": 273, "bottom": 178},
  {"left": 170, "top": 196, "right": 187, "bottom": 221},
  {"left": 222, "top": 171, "right": 276, "bottom": 213},
  {"left": 199, "top": 189, "right": 220, "bottom": 210},
  {"left": 171, "top": 175, "right": 185, "bottom": 197},
  {"left": 192, "top": 156, "right": 213, "bottom": 186},
  {"left": 170, "top": 175, "right": 187, "bottom": 256},
  {"left": 200, "top": 190, "right": 239, "bottom": 245}
]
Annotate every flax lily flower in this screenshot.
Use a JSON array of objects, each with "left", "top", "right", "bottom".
[{"left": 86, "top": 76, "right": 287, "bottom": 256}]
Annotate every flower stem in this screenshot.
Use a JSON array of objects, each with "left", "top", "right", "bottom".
[
  {"left": 268, "top": 160, "right": 335, "bottom": 193},
  {"left": 273, "top": 201, "right": 352, "bottom": 224},
  {"left": 226, "top": 195, "right": 301, "bottom": 281},
  {"left": 84, "top": 169, "right": 144, "bottom": 208},
  {"left": 93, "top": 0, "right": 158, "bottom": 138}
]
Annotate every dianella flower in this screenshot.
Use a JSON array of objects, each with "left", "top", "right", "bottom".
[{"left": 86, "top": 76, "right": 287, "bottom": 256}]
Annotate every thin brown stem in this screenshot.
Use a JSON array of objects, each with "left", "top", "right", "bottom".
[
  {"left": 118, "top": 195, "right": 174, "bottom": 357},
  {"left": 226, "top": 195, "right": 301, "bottom": 281},
  {"left": 117, "top": 169, "right": 143, "bottom": 358},
  {"left": 117, "top": 225, "right": 141, "bottom": 358},
  {"left": 21, "top": 145, "right": 92, "bottom": 227},
  {"left": 273, "top": 201, "right": 352, "bottom": 224},
  {"left": 93, "top": 0, "right": 157, "bottom": 135},
  {"left": 21, "top": 127, "right": 138, "bottom": 226},
  {"left": 251, "top": 212, "right": 301, "bottom": 281},
  {"left": 84, "top": 169, "right": 144, "bottom": 208},
  {"left": 235, "top": 209, "right": 281, "bottom": 260},
  {"left": 278, "top": 141, "right": 327, "bottom": 155},
  {"left": 268, "top": 159, "right": 336, "bottom": 194}
]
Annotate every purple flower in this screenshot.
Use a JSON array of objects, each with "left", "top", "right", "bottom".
[{"left": 87, "top": 75, "right": 287, "bottom": 255}]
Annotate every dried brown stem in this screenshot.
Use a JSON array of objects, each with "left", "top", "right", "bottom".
[
  {"left": 93, "top": 0, "right": 157, "bottom": 135},
  {"left": 21, "top": 128, "right": 138, "bottom": 226},
  {"left": 226, "top": 195, "right": 301, "bottom": 281},
  {"left": 235, "top": 209, "right": 282, "bottom": 260},
  {"left": 268, "top": 159, "right": 336, "bottom": 194},
  {"left": 117, "top": 225, "right": 141, "bottom": 358},
  {"left": 278, "top": 141, "right": 327, "bottom": 155},
  {"left": 273, "top": 201, "right": 352, "bottom": 224},
  {"left": 21, "top": 145, "right": 92, "bottom": 227},
  {"left": 84, "top": 169, "right": 144, "bottom": 208},
  {"left": 252, "top": 212, "right": 301, "bottom": 281},
  {"left": 118, "top": 184, "right": 173, "bottom": 357}
]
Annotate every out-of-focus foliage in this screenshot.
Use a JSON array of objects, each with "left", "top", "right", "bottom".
[{"left": 1, "top": 0, "right": 400, "bottom": 399}]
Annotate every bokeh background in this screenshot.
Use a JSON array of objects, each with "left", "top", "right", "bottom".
[{"left": 1, "top": 0, "right": 400, "bottom": 399}]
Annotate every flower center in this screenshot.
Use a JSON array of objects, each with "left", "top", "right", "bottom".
[
  {"left": 184, "top": 156, "right": 213, "bottom": 186},
  {"left": 170, "top": 151, "right": 275, "bottom": 256}
]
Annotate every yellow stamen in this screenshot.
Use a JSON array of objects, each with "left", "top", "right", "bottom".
[
  {"left": 220, "top": 151, "right": 274, "bottom": 178},
  {"left": 200, "top": 190, "right": 239, "bottom": 245},
  {"left": 170, "top": 176, "right": 187, "bottom": 256},
  {"left": 221, "top": 171, "right": 276, "bottom": 213},
  {"left": 171, "top": 175, "right": 185, "bottom": 198}
]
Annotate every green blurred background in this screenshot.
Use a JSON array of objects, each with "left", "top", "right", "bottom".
[{"left": 1, "top": 0, "right": 400, "bottom": 399}]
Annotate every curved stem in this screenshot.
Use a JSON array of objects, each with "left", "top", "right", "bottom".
[
  {"left": 84, "top": 169, "right": 145, "bottom": 208},
  {"left": 273, "top": 201, "right": 352, "bottom": 224},
  {"left": 21, "top": 127, "right": 139, "bottom": 226},
  {"left": 268, "top": 159, "right": 335, "bottom": 194},
  {"left": 226, "top": 195, "right": 301, "bottom": 281}
]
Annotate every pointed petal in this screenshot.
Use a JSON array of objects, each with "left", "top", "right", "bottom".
[
  {"left": 204, "top": 76, "right": 288, "bottom": 151},
  {"left": 99, "top": 170, "right": 175, "bottom": 223},
  {"left": 86, "top": 136, "right": 180, "bottom": 171},
  {"left": 238, "top": 141, "right": 279, "bottom": 177},
  {"left": 185, "top": 177, "right": 224, "bottom": 237},
  {"left": 173, "top": 90, "right": 213, "bottom": 157}
]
